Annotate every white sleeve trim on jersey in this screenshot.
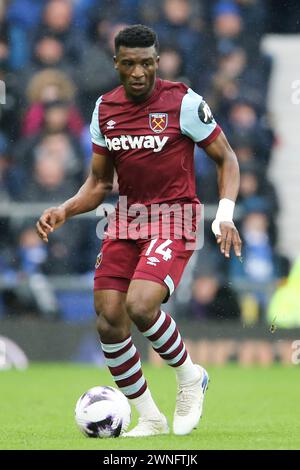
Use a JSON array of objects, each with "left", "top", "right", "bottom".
[
  {"left": 90, "top": 96, "right": 107, "bottom": 148},
  {"left": 180, "top": 88, "right": 217, "bottom": 143}
]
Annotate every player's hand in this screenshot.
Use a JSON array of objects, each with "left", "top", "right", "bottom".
[
  {"left": 215, "top": 221, "right": 242, "bottom": 259},
  {"left": 36, "top": 206, "right": 67, "bottom": 243}
]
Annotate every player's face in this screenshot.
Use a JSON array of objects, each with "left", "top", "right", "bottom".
[{"left": 114, "top": 45, "right": 159, "bottom": 102}]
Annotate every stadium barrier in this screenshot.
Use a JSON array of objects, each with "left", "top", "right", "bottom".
[{"left": 0, "top": 318, "right": 299, "bottom": 367}]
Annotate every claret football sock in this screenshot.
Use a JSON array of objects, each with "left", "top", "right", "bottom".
[
  {"left": 100, "top": 336, "right": 147, "bottom": 399},
  {"left": 100, "top": 336, "right": 162, "bottom": 420},
  {"left": 140, "top": 310, "right": 201, "bottom": 384}
]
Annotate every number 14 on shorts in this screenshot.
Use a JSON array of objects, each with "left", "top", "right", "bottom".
[{"left": 145, "top": 239, "right": 173, "bottom": 262}]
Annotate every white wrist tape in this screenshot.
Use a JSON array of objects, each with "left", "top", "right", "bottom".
[{"left": 211, "top": 198, "right": 235, "bottom": 236}]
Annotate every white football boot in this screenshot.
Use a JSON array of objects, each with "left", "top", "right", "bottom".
[
  {"left": 173, "top": 365, "right": 209, "bottom": 435},
  {"left": 122, "top": 413, "right": 169, "bottom": 437}
]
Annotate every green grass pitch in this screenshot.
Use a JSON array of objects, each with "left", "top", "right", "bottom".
[{"left": 0, "top": 363, "right": 299, "bottom": 450}]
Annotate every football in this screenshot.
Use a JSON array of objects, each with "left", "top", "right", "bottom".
[{"left": 75, "top": 386, "right": 131, "bottom": 438}]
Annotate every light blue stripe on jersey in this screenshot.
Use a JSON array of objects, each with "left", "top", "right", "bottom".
[
  {"left": 166, "top": 346, "right": 186, "bottom": 365},
  {"left": 101, "top": 336, "right": 131, "bottom": 353},
  {"left": 90, "top": 95, "right": 107, "bottom": 148},
  {"left": 118, "top": 376, "right": 145, "bottom": 396},
  {"left": 114, "top": 359, "right": 142, "bottom": 381},
  {"left": 105, "top": 344, "right": 136, "bottom": 367},
  {"left": 180, "top": 88, "right": 217, "bottom": 143},
  {"left": 143, "top": 311, "right": 166, "bottom": 337},
  {"left": 151, "top": 318, "right": 176, "bottom": 350},
  {"left": 161, "top": 332, "right": 181, "bottom": 356}
]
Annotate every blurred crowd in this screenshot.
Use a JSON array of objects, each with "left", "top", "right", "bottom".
[{"left": 0, "top": 0, "right": 296, "bottom": 322}]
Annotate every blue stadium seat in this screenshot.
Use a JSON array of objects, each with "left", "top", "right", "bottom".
[{"left": 56, "top": 291, "right": 95, "bottom": 322}]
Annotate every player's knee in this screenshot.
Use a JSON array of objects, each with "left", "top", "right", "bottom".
[
  {"left": 96, "top": 314, "right": 113, "bottom": 338},
  {"left": 94, "top": 294, "right": 122, "bottom": 325},
  {"left": 96, "top": 313, "right": 128, "bottom": 343},
  {"left": 94, "top": 300, "right": 128, "bottom": 342},
  {"left": 125, "top": 296, "right": 157, "bottom": 329}
]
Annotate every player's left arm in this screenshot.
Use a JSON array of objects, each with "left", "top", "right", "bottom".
[
  {"left": 179, "top": 87, "right": 242, "bottom": 258},
  {"left": 204, "top": 130, "right": 242, "bottom": 259}
]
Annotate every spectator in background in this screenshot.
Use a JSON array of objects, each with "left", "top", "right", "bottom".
[
  {"left": 206, "top": 43, "right": 269, "bottom": 118},
  {"left": 77, "top": 21, "right": 129, "bottom": 159},
  {"left": 0, "top": 11, "right": 21, "bottom": 140},
  {"left": 72, "top": 0, "right": 99, "bottom": 31},
  {"left": 17, "top": 226, "right": 48, "bottom": 275},
  {"left": 76, "top": 20, "right": 123, "bottom": 120},
  {"left": 0, "top": 134, "right": 10, "bottom": 201},
  {"left": 15, "top": 132, "right": 84, "bottom": 202},
  {"left": 231, "top": 135, "right": 256, "bottom": 165},
  {"left": 81, "top": 0, "right": 142, "bottom": 31},
  {"left": 158, "top": 45, "right": 190, "bottom": 86},
  {"left": 238, "top": 162, "right": 279, "bottom": 219},
  {"left": 138, "top": 0, "right": 162, "bottom": 24},
  {"left": 11, "top": 69, "right": 85, "bottom": 199},
  {"left": 212, "top": 1, "right": 244, "bottom": 51},
  {"left": 0, "top": 0, "right": 9, "bottom": 52},
  {"left": 5, "top": 0, "right": 47, "bottom": 71},
  {"left": 34, "top": 0, "right": 87, "bottom": 66},
  {"left": 20, "top": 32, "right": 77, "bottom": 90},
  {"left": 267, "top": 255, "right": 299, "bottom": 328},
  {"left": 229, "top": 205, "right": 275, "bottom": 315},
  {"left": 21, "top": 69, "right": 84, "bottom": 138},
  {"left": 0, "top": 132, "right": 14, "bottom": 277},
  {"left": 43, "top": 100, "right": 78, "bottom": 134},
  {"left": 151, "top": 0, "right": 206, "bottom": 88},
  {"left": 194, "top": 146, "right": 219, "bottom": 204},
  {"left": 15, "top": 219, "right": 93, "bottom": 276},
  {"left": 235, "top": 0, "right": 267, "bottom": 50},
  {"left": 14, "top": 219, "right": 97, "bottom": 279},
  {"left": 238, "top": 163, "right": 279, "bottom": 246},
  {"left": 210, "top": 1, "right": 271, "bottom": 92},
  {"left": 189, "top": 261, "right": 241, "bottom": 321},
  {"left": 225, "top": 98, "right": 274, "bottom": 167},
  {"left": 0, "top": 23, "right": 8, "bottom": 68},
  {"left": 13, "top": 223, "right": 59, "bottom": 317},
  {"left": 39, "top": 218, "right": 91, "bottom": 276}
]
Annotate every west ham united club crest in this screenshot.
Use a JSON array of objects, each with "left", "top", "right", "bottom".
[
  {"left": 149, "top": 113, "right": 168, "bottom": 133},
  {"left": 95, "top": 252, "right": 102, "bottom": 269}
]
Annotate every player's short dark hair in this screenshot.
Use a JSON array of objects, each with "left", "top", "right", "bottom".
[{"left": 114, "top": 24, "right": 159, "bottom": 54}]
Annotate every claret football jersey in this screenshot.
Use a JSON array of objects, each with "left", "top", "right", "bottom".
[{"left": 90, "top": 78, "right": 221, "bottom": 207}]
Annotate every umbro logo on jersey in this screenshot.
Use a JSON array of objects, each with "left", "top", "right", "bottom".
[
  {"left": 104, "top": 135, "right": 169, "bottom": 153},
  {"left": 106, "top": 120, "right": 116, "bottom": 129},
  {"left": 146, "top": 256, "right": 160, "bottom": 266}
]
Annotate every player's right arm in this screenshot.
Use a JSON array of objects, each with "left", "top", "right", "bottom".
[{"left": 36, "top": 152, "right": 114, "bottom": 243}]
